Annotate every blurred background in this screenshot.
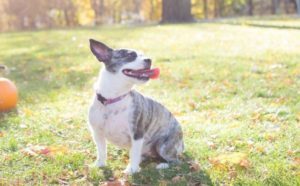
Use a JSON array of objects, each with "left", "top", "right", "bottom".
[{"left": 0, "top": 0, "right": 300, "bottom": 32}]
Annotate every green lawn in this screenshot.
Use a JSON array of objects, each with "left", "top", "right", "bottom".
[
  {"left": 0, "top": 18, "right": 300, "bottom": 185},
  {"left": 220, "top": 15, "right": 300, "bottom": 29}
]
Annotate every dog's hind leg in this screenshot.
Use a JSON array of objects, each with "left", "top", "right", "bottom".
[{"left": 155, "top": 126, "right": 184, "bottom": 169}]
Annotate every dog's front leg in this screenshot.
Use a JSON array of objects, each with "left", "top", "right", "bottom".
[
  {"left": 123, "top": 138, "right": 144, "bottom": 174},
  {"left": 92, "top": 131, "right": 107, "bottom": 167}
]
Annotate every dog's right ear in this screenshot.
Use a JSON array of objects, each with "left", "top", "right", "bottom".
[{"left": 89, "top": 39, "right": 113, "bottom": 63}]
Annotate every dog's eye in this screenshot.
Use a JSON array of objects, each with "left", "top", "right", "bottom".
[{"left": 128, "top": 52, "right": 137, "bottom": 58}]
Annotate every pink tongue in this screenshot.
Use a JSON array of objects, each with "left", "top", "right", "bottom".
[{"left": 149, "top": 68, "right": 160, "bottom": 79}]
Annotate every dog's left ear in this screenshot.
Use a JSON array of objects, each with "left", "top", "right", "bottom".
[{"left": 89, "top": 39, "right": 113, "bottom": 63}]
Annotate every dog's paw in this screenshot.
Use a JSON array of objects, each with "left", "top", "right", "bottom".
[
  {"left": 156, "top": 163, "right": 169, "bottom": 169},
  {"left": 123, "top": 165, "right": 140, "bottom": 175}
]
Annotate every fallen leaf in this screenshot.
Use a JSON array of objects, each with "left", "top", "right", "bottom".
[
  {"left": 57, "top": 178, "right": 69, "bottom": 185},
  {"left": 188, "top": 161, "right": 201, "bottom": 172},
  {"left": 172, "top": 175, "right": 182, "bottom": 183},
  {"left": 206, "top": 141, "right": 216, "bottom": 149},
  {"left": 209, "top": 152, "right": 250, "bottom": 171},
  {"left": 287, "top": 150, "right": 295, "bottom": 156},
  {"left": 0, "top": 131, "right": 4, "bottom": 137},
  {"left": 297, "top": 112, "right": 300, "bottom": 122},
  {"left": 188, "top": 101, "right": 197, "bottom": 110},
  {"left": 239, "top": 159, "right": 250, "bottom": 169},
  {"left": 23, "top": 108, "right": 33, "bottom": 116},
  {"left": 158, "top": 180, "right": 168, "bottom": 186},
  {"left": 21, "top": 145, "right": 68, "bottom": 157},
  {"left": 292, "top": 157, "right": 300, "bottom": 167},
  {"left": 47, "top": 146, "right": 68, "bottom": 156},
  {"left": 247, "top": 139, "right": 255, "bottom": 148},
  {"left": 264, "top": 133, "right": 277, "bottom": 142},
  {"left": 100, "top": 178, "right": 129, "bottom": 186},
  {"left": 21, "top": 147, "right": 38, "bottom": 157},
  {"left": 251, "top": 112, "right": 263, "bottom": 122},
  {"left": 228, "top": 169, "right": 237, "bottom": 180},
  {"left": 254, "top": 146, "right": 266, "bottom": 154}
]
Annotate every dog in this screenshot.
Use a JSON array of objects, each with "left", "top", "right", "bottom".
[{"left": 88, "top": 39, "right": 184, "bottom": 174}]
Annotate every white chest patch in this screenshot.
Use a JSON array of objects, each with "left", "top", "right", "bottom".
[{"left": 89, "top": 96, "right": 132, "bottom": 148}]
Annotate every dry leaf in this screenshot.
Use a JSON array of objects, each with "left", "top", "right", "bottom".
[
  {"left": 228, "top": 169, "right": 237, "bottom": 180},
  {"left": 206, "top": 141, "right": 216, "bottom": 149},
  {"left": 0, "top": 131, "right": 4, "bottom": 137},
  {"left": 254, "top": 146, "right": 266, "bottom": 154},
  {"left": 239, "top": 159, "right": 250, "bottom": 169},
  {"left": 209, "top": 152, "right": 250, "bottom": 170},
  {"left": 47, "top": 146, "right": 68, "bottom": 155},
  {"left": 21, "top": 145, "right": 68, "bottom": 157},
  {"left": 188, "top": 101, "right": 196, "bottom": 110},
  {"left": 292, "top": 157, "right": 300, "bottom": 167},
  {"left": 264, "top": 133, "right": 277, "bottom": 142},
  {"left": 23, "top": 108, "right": 33, "bottom": 116},
  {"left": 188, "top": 161, "right": 201, "bottom": 172},
  {"left": 21, "top": 147, "right": 38, "bottom": 157},
  {"left": 100, "top": 179, "right": 129, "bottom": 186},
  {"left": 172, "top": 175, "right": 182, "bottom": 183},
  {"left": 158, "top": 180, "right": 168, "bottom": 186},
  {"left": 287, "top": 150, "right": 295, "bottom": 156}
]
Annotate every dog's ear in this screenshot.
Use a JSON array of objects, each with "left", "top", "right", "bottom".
[{"left": 89, "top": 39, "right": 113, "bottom": 63}]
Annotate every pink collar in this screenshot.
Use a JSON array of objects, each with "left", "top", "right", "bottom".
[{"left": 96, "top": 92, "right": 129, "bottom": 105}]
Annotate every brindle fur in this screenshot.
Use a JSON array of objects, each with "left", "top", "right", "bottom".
[{"left": 130, "top": 91, "right": 184, "bottom": 162}]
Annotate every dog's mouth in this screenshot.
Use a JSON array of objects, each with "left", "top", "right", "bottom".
[{"left": 122, "top": 68, "right": 160, "bottom": 80}]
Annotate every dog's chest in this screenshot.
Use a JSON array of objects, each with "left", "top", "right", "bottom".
[{"left": 97, "top": 98, "right": 132, "bottom": 148}]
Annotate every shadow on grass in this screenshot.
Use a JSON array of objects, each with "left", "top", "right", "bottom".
[
  {"left": 219, "top": 21, "right": 300, "bottom": 30},
  {"left": 131, "top": 153, "right": 213, "bottom": 185},
  {"left": 0, "top": 109, "right": 19, "bottom": 129},
  {"left": 1, "top": 46, "right": 96, "bottom": 104}
]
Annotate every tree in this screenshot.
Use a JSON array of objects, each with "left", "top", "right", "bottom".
[
  {"left": 91, "top": 0, "right": 105, "bottom": 25},
  {"left": 161, "top": 0, "right": 193, "bottom": 23},
  {"left": 296, "top": 0, "right": 300, "bottom": 14},
  {"left": 248, "top": 0, "right": 253, "bottom": 16},
  {"left": 214, "top": 0, "right": 219, "bottom": 17},
  {"left": 272, "top": 0, "right": 280, "bottom": 14},
  {"left": 203, "top": 0, "right": 208, "bottom": 19},
  {"left": 214, "top": 0, "right": 224, "bottom": 18}
]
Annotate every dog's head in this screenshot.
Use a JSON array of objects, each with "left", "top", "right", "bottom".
[{"left": 89, "top": 39, "right": 159, "bottom": 84}]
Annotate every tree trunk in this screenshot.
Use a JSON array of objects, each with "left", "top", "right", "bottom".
[
  {"left": 284, "top": 0, "right": 289, "bottom": 13},
  {"left": 134, "top": 0, "right": 141, "bottom": 15},
  {"left": 161, "top": 0, "right": 193, "bottom": 23},
  {"left": 296, "top": 0, "right": 300, "bottom": 15},
  {"left": 219, "top": 0, "right": 224, "bottom": 17},
  {"left": 203, "top": 0, "right": 208, "bottom": 19},
  {"left": 92, "top": 0, "right": 105, "bottom": 25},
  {"left": 248, "top": 0, "right": 253, "bottom": 15},
  {"left": 272, "top": 0, "right": 280, "bottom": 14},
  {"left": 214, "top": 0, "right": 223, "bottom": 17},
  {"left": 214, "top": 0, "right": 219, "bottom": 17},
  {"left": 149, "top": 0, "right": 154, "bottom": 20}
]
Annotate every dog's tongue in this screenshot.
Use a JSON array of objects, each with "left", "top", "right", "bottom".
[{"left": 149, "top": 68, "right": 160, "bottom": 79}]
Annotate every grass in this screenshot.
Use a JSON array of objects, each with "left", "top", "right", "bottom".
[
  {"left": 1, "top": 17, "right": 300, "bottom": 185},
  {"left": 220, "top": 15, "right": 300, "bottom": 29}
]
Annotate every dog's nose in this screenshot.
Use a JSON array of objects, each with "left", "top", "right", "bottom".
[{"left": 144, "top": 59, "right": 152, "bottom": 66}]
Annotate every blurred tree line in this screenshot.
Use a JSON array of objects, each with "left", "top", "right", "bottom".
[{"left": 0, "top": 0, "right": 299, "bottom": 31}]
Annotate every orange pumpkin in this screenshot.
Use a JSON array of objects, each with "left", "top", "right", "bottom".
[{"left": 0, "top": 78, "right": 18, "bottom": 111}]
